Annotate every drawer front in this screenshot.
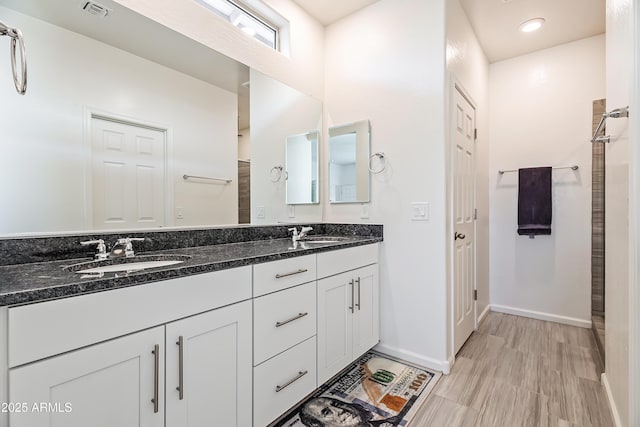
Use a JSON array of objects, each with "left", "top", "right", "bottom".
[
  {"left": 317, "top": 243, "right": 379, "bottom": 279},
  {"left": 253, "top": 282, "right": 316, "bottom": 365},
  {"left": 253, "top": 337, "right": 316, "bottom": 427},
  {"left": 8, "top": 267, "right": 251, "bottom": 368},
  {"left": 253, "top": 254, "right": 316, "bottom": 297}
]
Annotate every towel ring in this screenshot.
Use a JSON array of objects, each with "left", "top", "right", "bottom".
[
  {"left": 270, "top": 165, "right": 284, "bottom": 182},
  {"left": 0, "top": 21, "right": 27, "bottom": 95},
  {"left": 369, "top": 152, "right": 386, "bottom": 174}
]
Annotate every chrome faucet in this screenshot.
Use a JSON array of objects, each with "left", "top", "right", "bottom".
[
  {"left": 80, "top": 239, "right": 108, "bottom": 260},
  {"left": 299, "top": 226, "right": 313, "bottom": 239},
  {"left": 288, "top": 226, "right": 313, "bottom": 243},
  {"left": 109, "top": 237, "right": 146, "bottom": 258}
]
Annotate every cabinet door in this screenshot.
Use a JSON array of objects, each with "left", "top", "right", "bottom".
[
  {"left": 9, "top": 326, "right": 165, "bottom": 427},
  {"left": 165, "top": 301, "right": 252, "bottom": 427},
  {"left": 352, "top": 264, "right": 380, "bottom": 358},
  {"left": 317, "top": 271, "right": 353, "bottom": 384}
]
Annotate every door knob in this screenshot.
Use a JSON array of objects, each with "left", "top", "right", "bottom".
[{"left": 454, "top": 232, "right": 466, "bottom": 240}]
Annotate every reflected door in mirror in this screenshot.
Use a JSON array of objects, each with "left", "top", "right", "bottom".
[{"left": 91, "top": 118, "right": 166, "bottom": 229}]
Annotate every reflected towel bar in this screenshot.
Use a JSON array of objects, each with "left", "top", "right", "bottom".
[
  {"left": 183, "top": 174, "right": 232, "bottom": 183},
  {"left": 498, "top": 165, "right": 579, "bottom": 175}
]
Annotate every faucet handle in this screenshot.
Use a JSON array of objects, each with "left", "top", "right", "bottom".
[
  {"left": 80, "top": 239, "right": 107, "bottom": 260},
  {"left": 114, "top": 237, "right": 146, "bottom": 258},
  {"left": 288, "top": 227, "right": 299, "bottom": 237}
]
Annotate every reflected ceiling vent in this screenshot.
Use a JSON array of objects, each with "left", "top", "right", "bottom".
[{"left": 81, "top": 1, "right": 111, "bottom": 18}]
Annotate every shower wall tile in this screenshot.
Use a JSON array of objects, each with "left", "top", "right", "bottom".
[{"left": 592, "top": 99, "right": 605, "bottom": 314}]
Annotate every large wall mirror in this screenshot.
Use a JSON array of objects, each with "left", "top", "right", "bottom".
[
  {"left": 328, "top": 120, "right": 371, "bottom": 203},
  {"left": 0, "top": 0, "right": 322, "bottom": 236},
  {"left": 286, "top": 131, "right": 319, "bottom": 205}
]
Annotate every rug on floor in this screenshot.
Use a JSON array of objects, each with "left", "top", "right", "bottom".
[{"left": 272, "top": 350, "right": 441, "bottom": 427}]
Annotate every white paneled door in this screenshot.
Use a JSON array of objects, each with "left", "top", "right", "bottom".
[
  {"left": 91, "top": 117, "right": 166, "bottom": 229},
  {"left": 453, "top": 86, "right": 476, "bottom": 354}
]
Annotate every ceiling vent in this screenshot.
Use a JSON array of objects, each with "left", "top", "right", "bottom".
[{"left": 81, "top": 1, "right": 111, "bottom": 18}]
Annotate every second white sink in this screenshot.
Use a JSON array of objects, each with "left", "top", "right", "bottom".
[{"left": 76, "top": 260, "right": 185, "bottom": 274}]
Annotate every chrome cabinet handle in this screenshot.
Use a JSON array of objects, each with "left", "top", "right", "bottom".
[
  {"left": 275, "top": 370, "right": 308, "bottom": 392},
  {"left": 176, "top": 336, "right": 184, "bottom": 400},
  {"left": 454, "top": 232, "right": 466, "bottom": 240},
  {"left": 275, "top": 312, "right": 309, "bottom": 327},
  {"left": 349, "top": 279, "right": 355, "bottom": 313},
  {"left": 356, "top": 277, "right": 361, "bottom": 311},
  {"left": 151, "top": 344, "right": 159, "bottom": 413},
  {"left": 275, "top": 268, "right": 308, "bottom": 279}
]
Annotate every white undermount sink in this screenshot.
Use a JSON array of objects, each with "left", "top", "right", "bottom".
[
  {"left": 75, "top": 259, "right": 185, "bottom": 274},
  {"left": 297, "top": 236, "right": 349, "bottom": 244},
  {"left": 64, "top": 254, "right": 191, "bottom": 275}
]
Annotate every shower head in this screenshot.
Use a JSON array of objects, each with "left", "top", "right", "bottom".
[{"left": 606, "top": 106, "right": 629, "bottom": 118}]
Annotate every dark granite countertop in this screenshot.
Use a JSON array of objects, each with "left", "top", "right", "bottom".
[{"left": 0, "top": 236, "right": 381, "bottom": 307}]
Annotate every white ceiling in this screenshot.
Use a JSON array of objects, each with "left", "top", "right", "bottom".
[
  {"left": 291, "top": 0, "right": 379, "bottom": 26},
  {"left": 459, "top": 0, "right": 605, "bottom": 63}
]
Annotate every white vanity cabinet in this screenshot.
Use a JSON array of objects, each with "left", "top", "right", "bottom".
[
  {"left": 252, "top": 256, "right": 318, "bottom": 427},
  {"left": 317, "top": 245, "right": 379, "bottom": 384},
  {"left": 165, "top": 301, "right": 252, "bottom": 427},
  {"left": 9, "top": 326, "right": 166, "bottom": 427},
  {"left": 6, "top": 267, "right": 253, "bottom": 427}
]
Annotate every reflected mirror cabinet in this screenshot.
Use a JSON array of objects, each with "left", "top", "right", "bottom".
[{"left": 328, "top": 120, "right": 371, "bottom": 204}]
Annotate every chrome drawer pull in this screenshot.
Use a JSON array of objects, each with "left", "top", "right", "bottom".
[
  {"left": 349, "top": 279, "right": 355, "bottom": 313},
  {"left": 275, "top": 370, "right": 308, "bottom": 392},
  {"left": 176, "top": 336, "right": 184, "bottom": 400},
  {"left": 356, "top": 277, "right": 361, "bottom": 311},
  {"left": 275, "top": 268, "right": 308, "bottom": 279},
  {"left": 151, "top": 344, "right": 159, "bottom": 413},
  {"left": 275, "top": 312, "right": 309, "bottom": 327}
]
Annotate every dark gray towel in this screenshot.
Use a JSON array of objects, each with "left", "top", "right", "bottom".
[{"left": 517, "top": 167, "right": 552, "bottom": 236}]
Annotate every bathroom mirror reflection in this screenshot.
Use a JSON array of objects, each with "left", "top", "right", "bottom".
[
  {"left": 328, "top": 120, "right": 371, "bottom": 203},
  {"left": 286, "top": 131, "right": 319, "bottom": 205},
  {"left": 0, "top": 0, "right": 322, "bottom": 236}
]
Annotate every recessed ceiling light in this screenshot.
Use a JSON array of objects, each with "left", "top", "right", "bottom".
[{"left": 519, "top": 18, "right": 545, "bottom": 33}]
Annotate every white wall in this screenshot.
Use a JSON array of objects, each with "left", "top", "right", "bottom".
[
  {"left": 0, "top": 7, "right": 238, "bottom": 234},
  {"left": 113, "top": 0, "right": 324, "bottom": 100},
  {"left": 604, "top": 0, "right": 633, "bottom": 425},
  {"left": 238, "top": 128, "right": 251, "bottom": 161},
  {"left": 488, "top": 35, "right": 605, "bottom": 326},
  {"left": 325, "top": 0, "right": 449, "bottom": 370},
  {"left": 445, "top": 0, "right": 490, "bottom": 356}
]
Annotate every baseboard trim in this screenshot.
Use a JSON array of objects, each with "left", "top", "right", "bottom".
[
  {"left": 490, "top": 304, "right": 592, "bottom": 329},
  {"left": 374, "top": 343, "right": 451, "bottom": 374},
  {"left": 601, "top": 373, "right": 623, "bottom": 427},
  {"left": 477, "top": 304, "right": 491, "bottom": 325}
]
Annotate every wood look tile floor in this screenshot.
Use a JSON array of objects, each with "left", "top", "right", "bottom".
[{"left": 411, "top": 312, "right": 614, "bottom": 427}]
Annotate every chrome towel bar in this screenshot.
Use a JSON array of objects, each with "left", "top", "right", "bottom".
[
  {"left": 183, "top": 174, "right": 232, "bottom": 184},
  {"left": 498, "top": 165, "right": 579, "bottom": 175},
  {"left": 0, "top": 20, "right": 27, "bottom": 95},
  {"left": 591, "top": 106, "right": 629, "bottom": 143}
]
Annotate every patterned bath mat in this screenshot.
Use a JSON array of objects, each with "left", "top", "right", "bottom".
[{"left": 272, "top": 350, "right": 441, "bottom": 427}]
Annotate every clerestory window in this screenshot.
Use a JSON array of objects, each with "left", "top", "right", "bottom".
[{"left": 197, "top": 0, "right": 286, "bottom": 51}]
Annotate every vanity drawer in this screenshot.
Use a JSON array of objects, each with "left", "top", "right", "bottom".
[
  {"left": 317, "top": 243, "right": 378, "bottom": 279},
  {"left": 253, "top": 281, "right": 316, "bottom": 365},
  {"left": 253, "top": 254, "right": 316, "bottom": 296},
  {"left": 253, "top": 336, "right": 316, "bottom": 427}
]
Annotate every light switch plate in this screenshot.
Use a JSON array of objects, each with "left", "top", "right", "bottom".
[
  {"left": 411, "top": 202, "right": 429, "bottom": 221},
  {"left": 288, "top": 205, "right": 295, "bottom": 218},
  {"left": 256, "top": 206, "right": 265, "bottom": 219},
  {"left": 360, "top": 204, "right": 370, "bottom": 219}
]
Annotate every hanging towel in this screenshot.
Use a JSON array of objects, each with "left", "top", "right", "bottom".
[{"left": 517, "top": 167, "right": 552, "bottom": 236}]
